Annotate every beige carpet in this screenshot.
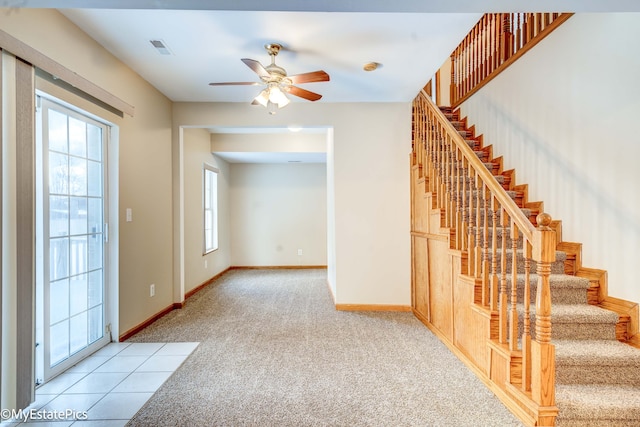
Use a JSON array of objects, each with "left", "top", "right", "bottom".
[{"left": 126, "top": 268, "right": 523, "bottom": 426}]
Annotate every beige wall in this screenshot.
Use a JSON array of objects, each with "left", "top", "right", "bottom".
[
  {"left": 1, "top": 8, "right": 413, "bottom": 362},
  {"left": 183, "top": 128, "right": 231, "bottom": 292},
  {"left": 0, "top": 9, "right": 175, "bottom": 335},
  {"left": 173, "top": 102, "right": 412, "bottom": 306},
  {"left": 459, "top": 13, "right": 640, "bottom": 305},
  {"left": 229, "top": 163, "right": 327, "bottom": 266}
]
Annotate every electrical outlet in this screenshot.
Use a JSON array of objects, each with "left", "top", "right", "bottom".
[
  {"left": 150, "top": 284, "right": 155, "bottom": 297},
  {"left": 126, "top": 208, "right": 132, "bottom": 222},
  {"left": 297, "top": 249, "right": 303, "bottom": 256},
  {"left": 204, "top": 260, "right": 208, "bottom": 269}
]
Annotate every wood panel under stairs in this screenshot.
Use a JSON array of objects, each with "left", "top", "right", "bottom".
[{"left": 411, "top": 105, "right": 640, "bottom": 426}]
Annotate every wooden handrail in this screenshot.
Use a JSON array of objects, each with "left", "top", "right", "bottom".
[
  {"left": 419, "top": 90, "right": 534, "bottom": 241},
  {"left": 450, "top": 13, "right": 573, "bottom": 108}
]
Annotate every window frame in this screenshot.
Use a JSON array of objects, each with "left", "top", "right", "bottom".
[{"left": 203, "top": 164, "right": 219, "bottom": 254}]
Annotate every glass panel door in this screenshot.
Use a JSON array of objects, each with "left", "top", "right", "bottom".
[{"left": 36, "top": 97, "right": 110, "bottom": 383}]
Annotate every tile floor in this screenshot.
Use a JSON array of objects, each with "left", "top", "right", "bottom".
[{"left": 1, "top": 342, "right": 199, "bottom": 426}]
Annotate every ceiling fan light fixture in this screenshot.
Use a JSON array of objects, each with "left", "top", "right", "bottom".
[
  {"left": 254, "top": 89, "right": 270, "bottom": 107},
  {"left": 268, "top": 85, "right": 290, "bottom": 108}
]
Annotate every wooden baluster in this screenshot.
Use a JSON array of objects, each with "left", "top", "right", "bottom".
[
  {"left": 437, "top": 126, "right": 444, "bottom": 209},
  {"left": 441, "top": 129, "right": 448, "bottom": 212},
  {"left": 458, "top": 48, "right": 462, "bottom": 102},
  {"left": 502, "top": 13, "right": 512, "bottom": 63},
  {"left": 483, "top": 15, "right": 489, "bottom": 80},
  {"left": 536, "top": 13, "right": 543, "bottom": 35},
  {"left": 432, "top": 122, "right": 438, "bottom": 200},
  {"left": 455, "top": 148, "right": 462, "bottom": 250},
  {"left": 495, "top": 13, "right": 501, "bottom": 69},
  {"left": 509, "top": 220, "right": 520, "bottom": 351},
  {"left": 522, "top": 239, "right": 532, "bottom": 392},
  {"left": 530, "top": 13, "right": 536, "bottom": 42},
  {"left": 473, "top": 21, "right": 482, "bottom": 88},
  {"left": 474, "top": 175, "right": 482, "bottom": 278},
  {"left": 450, "top": 53, "right": 456, "bottom": 106},
  {"left": 531, "top": 213, "right": 557, "bottom": 424},
  {"left": 447, "top": 137, "right": 454, "bottom": 228},
  {"left": 443, "top": 135, "right": 449, "bottom": 226},
  {"left": 460, "top": 157, "right": 468, "bottom": 252},
  {"left": 491, "top": 14, "right": 497, "bottom": 72},
  {"left": 482, "top": 183, "right": 490, "bottom": 306},
  {"left": 467, "top": 34, "right": 472, "bottom": 95},
  {"left": 467, "top": 168, "right": 476, "bottom": 276},
  {"left": 499, "top": 206, "right": 508, "bottom": 344},
  {"left": 490, "top": 197, "right": 499, "bottom": 312},
  {"left": 516, "top": 13, "right": 522, "bottom": 52}
]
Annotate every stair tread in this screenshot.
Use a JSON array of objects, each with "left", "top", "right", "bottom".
[
  {"left": 509, "top": 274, "right": 590, "bottom": 288},
  {"left": 555, "top": 340, "right": 640, "bottom": 365},
  {"left": 556, "top": 384, "right": 640, "bottom": 420},
  {"left": 519, "top": 303, "right": 619, "bottom": 324},
  {"left": 552, "top": 303, "right": 619, "bottom": 323}
]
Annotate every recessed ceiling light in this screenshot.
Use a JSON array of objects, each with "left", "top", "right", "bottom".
[
  {"left": 363, "top": 62, "right": 380, "bottom": 72},
  {"left": 288, "top": 126, "right": 302, "bottom": 132}
]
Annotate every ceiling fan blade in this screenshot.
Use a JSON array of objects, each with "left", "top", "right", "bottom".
[
  {"left": 241, "top": 58, "right": 270, "bottom": 79},
  {"left": 288, "top": 70, "right": 330, "bottom": 84},
  {"left": 288, "top": 86, "right": 323, "bottom": 102},
  {"left": 209, "top": 82, "right": 262, "bottom": 86}
]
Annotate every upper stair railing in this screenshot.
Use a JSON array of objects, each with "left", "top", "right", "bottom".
[
  {"left": 413, "top": 91, "right": 557, "bottom": 422},
  {"left": 450, "top": 13, "right": 573, "bottom": 107}
]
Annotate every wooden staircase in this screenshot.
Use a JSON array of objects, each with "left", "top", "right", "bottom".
[{"left": 410, "top": 92, "right": 640, "bottom": 426}]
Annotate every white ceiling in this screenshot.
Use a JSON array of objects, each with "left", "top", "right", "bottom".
[
  {"left": 26, "top": 0, "right": 637, "bottom": 162},
  {"left": 59, "top": 9, "right": 481, "bottom": 104}
]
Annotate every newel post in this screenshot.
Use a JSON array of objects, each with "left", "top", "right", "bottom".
[{"left": 531, "top": 213, "right": 558, "bottom": 425}]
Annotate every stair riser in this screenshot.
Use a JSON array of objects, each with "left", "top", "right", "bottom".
[
  {"left": 517, "top": 318, "right": 616, "bottom": 341},
  {"left": 556, "top": 365, "right": 640, "bottom": 386},
  {"left": 508, "top": 282, "right": 588, "bottom": 305}
]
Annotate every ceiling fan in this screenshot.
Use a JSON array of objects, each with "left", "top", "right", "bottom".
[{"left": 209, "top": 43, "right": 330, "bottom": 114}]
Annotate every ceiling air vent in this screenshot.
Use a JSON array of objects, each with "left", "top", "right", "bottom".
[{"left": 150, "top": 39, "right": 172, "bottom": 55}]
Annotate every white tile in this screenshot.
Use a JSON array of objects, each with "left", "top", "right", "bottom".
[
  {"left": 25, "top": 393, "right": 58, "bottom": 411},
  {"left": 66, "top": 356, "right": 111, "bottom": 374},
  {"left": 111, "top": 372, "right": 172, "bottom": 393},
  {"left": 70, "top": 421, "right": 128, "bottom": 427},
  {"left": 93, "top": 356, "right": 147, "bottom": 373},
  {"left": 63, "top": 373, "right": 128, "bottom": 394},
  {"left": 154, "top": 342, "right": 199, "bottom": 356},
  {"left": 86, "top": 393, "right": 153, "bottom": 420},
  {"left": 135, "top": 355, "right": 188, "bottom": 372},
  {"left": 91, "top": 343, "right": 130, "bottom": 358},
  {"left": 36, "top": 373, "right": 87, "bottom": 395},
  {"left": 42, "top": 393, "right": 104, "bottom": 413},
  {"left": 117, "top": 343, "right": 163, "bottom": 356}
]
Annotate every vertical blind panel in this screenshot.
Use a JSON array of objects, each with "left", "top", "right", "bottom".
[{"left": 15, "top": 56, "right": 34, "bottom": 410}]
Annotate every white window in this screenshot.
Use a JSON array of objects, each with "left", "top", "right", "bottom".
[{"left": 203, "top": 166, "right": 219, "bottom": 253}]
